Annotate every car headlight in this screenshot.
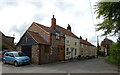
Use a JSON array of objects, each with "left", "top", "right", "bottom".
[{"left": 16, "top": 58, "right": 22, "bottom": 60}]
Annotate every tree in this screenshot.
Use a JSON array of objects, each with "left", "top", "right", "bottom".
[
  {"left": 95, "top": 2, "right": 120, "bottom": 65},
  {"left": 108, "top": 42, "right": 120, "bottom": 65},
  {"left": 2, "top": 44, "right": 8, "bottom": 50},
  {"left": 95, "top": 2, "right": 120, "bottom": 36}
]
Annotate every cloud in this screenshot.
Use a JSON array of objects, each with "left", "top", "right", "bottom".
[
  {"left": 0, "top": 0, "right": 118, "bottom": 44},
  {"left": 55, "top": 1, "right": 73, "bottom": 12}
]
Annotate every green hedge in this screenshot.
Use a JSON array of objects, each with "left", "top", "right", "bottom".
[{"left": 108, "top": 42, "right": 120, "bottom": 65}]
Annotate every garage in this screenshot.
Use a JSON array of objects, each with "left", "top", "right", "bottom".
[{"left": 22, "top": 45, "right": 32, "bottom": 59}]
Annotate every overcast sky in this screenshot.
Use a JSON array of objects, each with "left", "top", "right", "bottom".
[{"left": 0, "top": 0, "right": 118, "bottom": 46}]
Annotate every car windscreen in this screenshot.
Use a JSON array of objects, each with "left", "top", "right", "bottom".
[{"left": 14, "top": 52, "right": 26, "bottom": 57}]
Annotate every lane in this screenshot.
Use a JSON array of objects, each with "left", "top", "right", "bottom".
[{"left": 1, "top": 58, "right": 118, "bottom": 73}]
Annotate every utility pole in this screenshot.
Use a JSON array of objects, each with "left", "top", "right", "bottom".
[{"left": 97, "top": 36, "right": 99, "bottom": 58}]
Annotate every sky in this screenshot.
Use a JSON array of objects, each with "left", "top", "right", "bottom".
[{"left": 0, "top": 0, "right": 118, "bottom": 46}]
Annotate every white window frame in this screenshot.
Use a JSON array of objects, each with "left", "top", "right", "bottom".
[
  {"left": 66, "top": 36, "right": 70, "bottom": 45},
  {"left": 56, "top": 33, "right": 60, "bottom": 39}
]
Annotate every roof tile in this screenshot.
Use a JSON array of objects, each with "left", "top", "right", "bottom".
[{"left": 27, "top": 31, "right": 49, "bottom": 45}]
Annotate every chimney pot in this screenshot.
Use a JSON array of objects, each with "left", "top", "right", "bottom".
[
  {"left": 51, "top": 15, "right": 56, "bottom": 30},
  {"left": 67, "top": 24, "right": 71, "bottom": 32}
]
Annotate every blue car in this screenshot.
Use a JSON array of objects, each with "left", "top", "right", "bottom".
[{"left": 2, "top": 51, "right": 31, "bottom": 66}]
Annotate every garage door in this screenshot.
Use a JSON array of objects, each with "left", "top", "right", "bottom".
[{"left": 22, "top": 45, "right": 32, "bottom": 59}]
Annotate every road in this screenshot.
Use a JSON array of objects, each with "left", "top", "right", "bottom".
[{"left": 1, "top": 57, "right": 119, "bottom": 73}]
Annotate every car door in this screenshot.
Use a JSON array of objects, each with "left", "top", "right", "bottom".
[
  {"left": 9, "top": 53, "right": 15, "bottom": 64},
  {"left": 4, "top": 53, "right": 10, "bottom": 63}
]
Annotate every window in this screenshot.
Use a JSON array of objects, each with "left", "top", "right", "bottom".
[
  {"left": 66, "top": 36, "right": 70, "bottom": 45},
  {"left": 9, "top": 53, "right": 14, "bottom": 57},
  {"left": 56, "top": 33, "right": 60, "bottom": 39},
  {"left": 81, "top": 44, "right": 83, "bottom": 48},
  {"left": 75, "top": 42, "right": 77, "bottom": 46},
  {"left": 75, "top": 49, "right": 77, "bottom": 55},
  {"left": 66, "top": 40, "right": 69, "bottom": 44},
  {"left": 66, "top": 48, "right": 69, "bottom": 55},
  {"left": 5, "top": 53, "right": 9, "bottom": 56}
]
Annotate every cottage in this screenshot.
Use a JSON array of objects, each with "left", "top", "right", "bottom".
[
  {"left": 99, "top": 46, "right": 107, "bottom": 56},
  {"left": 101, "top": 37, "right": 113, "bottom": 55},
  {"left": 17, "top": 15, "right": 65, "bottom": 64},
  {"left": 79, "top": 36, "right": 97, "bottom": 57},
  {"left": 0, "top": 31, "right": 14, "bottom": 51},
  {"left": 55, "top": 25, "right": 80, "bottom": 60}
]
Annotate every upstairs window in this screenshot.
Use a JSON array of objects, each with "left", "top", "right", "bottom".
[
  {"left": 66, "top": 36, "right": 70, "bottom": 45},
  {"left": 75, "top": 42, "right": 77, "bottom": 46},
  {"left": 81, "top": 44, "right": 84, "bottom": 48},
  {"left": 66, "top": 40, "right": 69, "bottom": 44},
  {"left": 56, "top": 33, "right": 60, "bottom": 39}
]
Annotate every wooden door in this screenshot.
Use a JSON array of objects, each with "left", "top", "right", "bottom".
[{"left": 58, "top": 45, "right": 65, "bottom": 61}]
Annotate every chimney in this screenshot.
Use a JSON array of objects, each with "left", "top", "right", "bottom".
[
  {"left": 80, "top": 36, "right": 82, "bottom": 39},
  {"left": 51, "top": 15, "right": 56, "bottom": 30},
  {"left": 67, "top": 24, "right": 71, "bottom": 32},
  {"left": 86, "top": 38, "right": 88, "bottom": 41}
]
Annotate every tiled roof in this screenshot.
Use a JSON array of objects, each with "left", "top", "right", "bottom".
[
  {"left": 34, "top": 22, "right": 50, "bottom": 32},
  {"left": 56, "top": 25, "right": 79, "bottom": 38},
  {"left": 80, "top": 39, "right": 96, "bottom": 47},
  {"left": 99, "top": 46, "right": 106, "bottom": 49},
  {"left": 27, "top": 31, "right": 49, "bottom": 45},
  {"left": 33, "top": 22, "right": 78, "bottom": 39}
]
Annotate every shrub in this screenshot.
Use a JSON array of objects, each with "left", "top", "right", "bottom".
[
  {"left": 108, "top": 42, "right": 120, "bottom": 65},
  {"left": 98, "top": 51, "right": 105, "bottom": 57}
]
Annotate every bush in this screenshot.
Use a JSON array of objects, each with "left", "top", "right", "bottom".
[
  {"left": 108, "top": 42, "right": 120, "bottom": 65},
  {"left": 98, "top": 51, "right": 105, "bottom": 57}
]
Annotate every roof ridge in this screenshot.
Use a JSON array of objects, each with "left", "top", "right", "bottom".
[
  {"left": 56, "top": 25, "right": 79, "bottom": 38},
  {"left": 34, "top": 22, "right": 50, "bottom": 28}
]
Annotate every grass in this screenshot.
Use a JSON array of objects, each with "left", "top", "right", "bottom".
[{"left": 107, "top": 56, "right": 119, "bottom": 65}]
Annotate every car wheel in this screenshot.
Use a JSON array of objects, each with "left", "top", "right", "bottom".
[
  {"left": 14, "top": 61, "right": 19, "bottom": 67},
  {"left": 3, "top": 60, "right": 6, "bottom": 64}
]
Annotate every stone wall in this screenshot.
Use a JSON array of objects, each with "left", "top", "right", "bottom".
[
  {"left": 51, "top": 34, "right": 65, "bottom": 60},
  {"left": 32, "top": 45, "right": 40, "bottom": 64},
  {"left": 80, "top": 44, "right": 97, "bottom": 57},
  {"left": 16, "top": 46, "right": 21, "bottom": 51}
]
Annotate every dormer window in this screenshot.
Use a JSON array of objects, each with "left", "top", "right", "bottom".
[{"left": 56, "top": 33, "right": 60, "bottom": 39}]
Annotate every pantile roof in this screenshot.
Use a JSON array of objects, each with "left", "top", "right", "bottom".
[
  {"left": 33, "top": 22, "right": 79, "bottom": 39},
  {"left": 27, "top": 31, "right": 49, "bottom": 45},
  {"left": 80, "top": 39, "right": 96, "bottom": 47},
  {"left": 56, "top": 25, "right": 79, "bottom": 38}
]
